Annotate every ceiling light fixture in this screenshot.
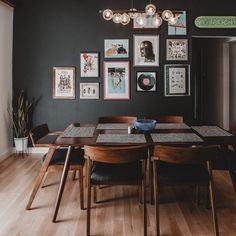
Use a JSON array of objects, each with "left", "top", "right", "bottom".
[{"left": 99, "top": 0, "right": 182, "bottom": 27}]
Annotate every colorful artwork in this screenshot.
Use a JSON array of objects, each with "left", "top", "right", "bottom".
[
  {"left": 168, "top": 11, "right": 187, "bottom": 35},
  {"left": 80, "top": 52, "right": 99, "bottom": 77},
  {"left": 104, "top": 39, "right": 129, "bottom": 58},
  {"left": 166, "top": 39, "right": 188, "bottom": 61}
]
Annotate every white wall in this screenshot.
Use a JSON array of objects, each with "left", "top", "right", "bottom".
[{"left": 0, "top": 2, "right": 13, "bottom": 160}]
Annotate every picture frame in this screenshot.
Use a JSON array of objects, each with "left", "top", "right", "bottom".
[
  {"left": 166, "top": 39, "right": 188, "bottom": 61},
  {"left": 52, "top": 67, "right": 75, "bottom": 99},
  {"left": 80, "top": 52, "right": 99, "bottom": 77},
  {"left": 132, "top": 13, "right": 161, "bottom": 29},
  {"left": 168, "top": 11, "right": 187, "bottom": 35},
  {"left": 104, "top": 39, "right": 129, "bottom": 59},
  {"left": 80, "top": 83, "right": 99, "bottom": 99},
  {"left": 136, "top": 72, "right": 157, "bottom": 92},
  {"left": 133, "top": 35, "right": 159, "bottom": 67},
  {"left": 103, "top": 61, "right": 130, "bottom": 100},
  {"left": 164, "top": 64, "right": 190, "bottom": 96}
]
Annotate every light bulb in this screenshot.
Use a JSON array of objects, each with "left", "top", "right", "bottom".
[
  {"left": 128, "top": 8, "right": 138, "bottom": 19},
  {"left": 168, "top": 16, "right": 178, "bottom": 25},
  {"left": 121, "top": 13, "right": 130, "bottom": 25},
  {"left": 112, "top": 13, "right": 122, "bottom": 24},
  {"left": 102, "top": 9, "right": 113, "bottom": 21},
  {"left": 136, "top": 14, "right": 147, "bottom": 26},
  {"left": 145, "top": 4, "right": 156, "bottom": 15},
  {"left": 162, "top": 10, "right": 173, "bottom": 21},
  {"left": 152, "top": 14, "right": 162, "bottom": 27}
]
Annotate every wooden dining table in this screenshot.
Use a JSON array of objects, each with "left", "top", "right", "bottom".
[{"left": 26, "top": 122, "right": 236, "bottom": 222}]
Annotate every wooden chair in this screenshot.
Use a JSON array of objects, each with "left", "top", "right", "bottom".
[
  {"left": 99, "top": 115, "right": 137, "bottom": 123},
  {"left": 84, "top": 145, "right": 148, "bottom": 236},
  {"left": 29, "top": 124, "right": 85, "bottom": 210},
  {"left": 152, "top": 115, "right": 183, "bottom": 123},
  {"left": 152, "top": 145, "right": 219, "bottom": 236}
]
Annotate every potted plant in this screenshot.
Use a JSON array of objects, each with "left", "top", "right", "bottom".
[{"left": 9, "top": 90, "right": 37, "bottom": 152}]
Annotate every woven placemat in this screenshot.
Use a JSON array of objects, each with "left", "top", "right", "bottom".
[
  {"left": 191, "top": 126, "right": 233, "bottom": 137},
  {"left": 96, "top": 134, "right": 146, "bottom": 143},
  {"left": 61, "top": 127, "right": 95, "bottom": 138},
  {"left": 155, "top": 123, "right": 190, "bottom": 129},
  {"left": 151, "top": 133, "right": 204, "bottom": 142},
  {"left": 96, "top": 123, "right": 132, "bottom": 130}
]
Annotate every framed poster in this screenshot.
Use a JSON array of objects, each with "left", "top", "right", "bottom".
[
  {"left": 52, "top": 67, "right": 75, "bottom": 99},
  {"left": 133, "top": 13, "right": 161, "bottom": 29},
  {"left": 103, "top": 61, "right": 130, "bottom": 100},
  {"left": 136, "top": 72, "right": 157, "bottom": 92},
  {"left": 80, "top": 52, "right": 99, "bottom": 77},
  {"left": 104, "top": 39, "right": 129, "bottom": 58},
  {"left": 166, "top": 39, "right": 188, "bottom": 61},
  {"left": 80, "top": 83, "right": 99, "bottom": 99},
  {"left": 168, "top": 11, "right": 187, "bottom": 35},
  {"left": 133, "top": 35, "right": 159, "bottom": 67},
  {"left": 164, "top": 64, "right": 190, "bottom": 96}
]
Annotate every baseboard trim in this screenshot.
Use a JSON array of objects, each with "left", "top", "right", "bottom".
[{"left": 0, "top": 148, "right": 13, "bottom": 161}]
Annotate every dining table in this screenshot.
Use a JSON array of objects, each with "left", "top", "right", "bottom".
[{"left": 26, "top": 122, "right": 236, "bottom": 222}]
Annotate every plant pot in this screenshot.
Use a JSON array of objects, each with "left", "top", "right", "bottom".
[{"left": 14, "top": 137, "right": 28, "bottom": 152}]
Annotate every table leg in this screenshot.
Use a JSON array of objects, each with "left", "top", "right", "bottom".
[
  {"left": 52, "top": 146, "right": 72, "bottom": 222},
  {"left": 149, "top": 147, "right": 154, "bottom": 204},
  {"left": 26, "top": 146, "right": 56, "bottom": 210}
]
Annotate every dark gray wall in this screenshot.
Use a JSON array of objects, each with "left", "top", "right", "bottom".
[
  {"left": 230, "top": 43, "right": 236, "bottom": 124},
  {"left": 13, "top": 0, "right": 236, "bottom": 130}
]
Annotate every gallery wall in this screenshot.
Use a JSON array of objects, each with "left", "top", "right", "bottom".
[{"left": 13, "top": 0, "right": 236, "bottom": 130}]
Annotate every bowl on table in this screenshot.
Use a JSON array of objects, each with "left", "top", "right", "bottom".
[{"left": 134, "top": 119, "right": 156, "bottom": 134}]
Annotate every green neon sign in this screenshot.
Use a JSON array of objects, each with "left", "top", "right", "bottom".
[{"left": 195, "top": 16, "right": 236, "bottom": 28}]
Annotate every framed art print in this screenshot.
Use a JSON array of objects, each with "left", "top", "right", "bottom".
[
  {"left": 133, "top": 35, "right": 159, "bottom": 67},
  {"left": 168, "top": 11, "right": 187, "bottom": 35},
  {"left": 80, "top": 52, "right": 99, "bottom": 77},
  {"left": 133, "top": 13, "right": 162, "bottom": 29},
  {"left": 104, "top": 39, "right": 129, "bottom": 58},
  {"left": 103, "top": 61, "right": 130, "bottom": 100},
  {"left": 164, "top": 64, "right": 190, "bottom": 96},
  {"left": 80, "top": 83, "right": 99, "bottom": 99},
  {"left": 137, "top": 72, "right": 157, "bottom": 92},
  {"left": 52, "top": 67, "right": 75, "bottom": 99},
  {"left": 166, "top": 39, "right": 188, "bottom": 61}
]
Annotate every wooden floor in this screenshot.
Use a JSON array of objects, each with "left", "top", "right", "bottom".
[{"left": 0, "top": 154, "right": 236, "bottom": 236}]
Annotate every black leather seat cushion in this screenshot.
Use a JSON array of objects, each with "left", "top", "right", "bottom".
[
  {"left": 91, "top": 161, "right": 142, "bottom": 183},
  {"left": 37, "top": 135, "right": 59, "bottom": 145},
  {"left": 156, "top": 161, "right": 209, "bottom": 186},
  {"left": 41, "top": 148, "right": 84, "bottom": 165}
]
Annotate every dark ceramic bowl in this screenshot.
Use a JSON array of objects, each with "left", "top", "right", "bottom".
[{"left": 134, "top": 119, "right": 156, "bottom": 134}]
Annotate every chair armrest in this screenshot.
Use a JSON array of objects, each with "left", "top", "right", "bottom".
[{"left": 48, "top": 131, "right": 63, "bottom": 135}]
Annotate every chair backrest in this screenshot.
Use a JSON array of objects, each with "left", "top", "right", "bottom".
[
  {"left": 154, "top": 115, "right": 183, "bottom": 123},
  {"left": 29, "top": 124, "right": 50, "bottom": 146},
  {"left": 84, "top": 145, "right": 148, "bottom": 164},
  {"left": 99, "top": 116, "right": 137, "bottom": 123},
  {"left": 152, "top": 145, "right": 219, "bottom": 164}
]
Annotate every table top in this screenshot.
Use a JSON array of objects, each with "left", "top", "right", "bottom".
[{"left": 48, "top": 123, "right": 236, "bottom": 147}]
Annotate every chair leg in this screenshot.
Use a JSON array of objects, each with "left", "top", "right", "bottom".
[
  {"left": 72, "top": 170, "right": 77, "bottom": 181},
  {"left": 93, "top": 186, "right": 97, "bottom": 203},
  {"left": 87, "top": 159, "right": 92, "bottom": 236},
  {"left": 41, "top": 171, "right": 49, "bottom": 188},
  {"left": 207, "top": 161, "right": 219, "bottom": 236},
  {"left": 153, "top": 160, "right": 160, "bottom": 236},
  {"left": 142, "top": 161, "right": 147, "bottom": 236},
  {"left": 79, "top": 168, "right": 84, "bottom": 210},
  {"left": 196, "top": 185, "right": 200, "bottom": 205},
  {"left": 139, "top": 185, "right": 143, "bottom": 204}
]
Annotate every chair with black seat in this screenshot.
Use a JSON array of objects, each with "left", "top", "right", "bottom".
[
  {"left": 84, "top": 145, "right": 148, "bottom": 236},
  {"left": 99, "top": 115, "right": 137, "bottom": 124},
  {"left": 29, "top": 124, "right": 85, "bottom": 210},
  {"left": 152, "top": 145, "right": 219, "bottom": 236}
]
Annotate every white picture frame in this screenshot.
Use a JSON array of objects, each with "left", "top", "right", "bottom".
[
  {"left": 80, "top": 52, "right": 99, "bottom": 77},
  {"left": 133, "top": 35, "right": 159, "bottom": 67},
  {"left": 166, "top": 39, "right": 188, "bottom": 61},
  {"left": 104, "top": 39, "right": 129, "bottom": 58},
  {"left": 80, "top": 83, "right": 99, "bottom": 99}
]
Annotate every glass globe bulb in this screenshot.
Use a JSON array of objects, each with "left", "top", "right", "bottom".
[
  {"left": 112, "top": 13, "right": 122, "bottom": 24},
  {"left": 168, "top": 16, "right": 178, "bottom": 25},
  {"left": 128, "top": 8, "right": 138, "bottom": 19},
  {"left": 145, "top": 4, "right": 156, "bottom": 15},
  {"left": 152, "top": 14, "right": 163, "bottom": 27},
  {"left": 121, "top": 13, "right": 131, "bottom": 25},
  {"left": 136, "top": 14, "right": 147, "bottom": 26},
  {"left": 162, "top": 10, "right": 174, "bottom": 21},
  {"left": 102, "top": 9, "right": 113, "bottom": 21}
]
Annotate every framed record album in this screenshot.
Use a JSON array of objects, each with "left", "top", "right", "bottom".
[{"left": 136, "top": 72, "right": 157, "bottom": 92}]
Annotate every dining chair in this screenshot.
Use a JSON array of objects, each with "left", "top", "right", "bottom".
[
  {"left": 152, "top": 145, "right": 219, "bottom": 236},
  {"left": 84, "top": 145, "right": 149, "bottom": 236},
  {"left": 98, "top": 115, "right": 137, "bottom": 123},
  {"left": 151, "top": 115, "right": 184, "bottom": 123},
  {"left": 29, "top": 124, "right": 85, "bottom": 210}
]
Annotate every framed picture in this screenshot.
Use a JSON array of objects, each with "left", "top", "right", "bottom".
[
  {"left": 104, "top": 39, "right": 129, "bottom": 58},
  {"left": 133, "top": 13, "right": 161, "bottom": 29},
  {"left": 168, "top": 11, "right": 187, "bottom": 35},
  {"left": 103, "top": 61, "right": 130, "bottom": 100},
  {"left": 164, "top": 64, "right": 190, "bottom": 96},
  {"left": 80, "top": 83, "right": 99, "bottom": 99},
  {"left": 133, "top": 35, "right": 159, "bottom": 67},
  {"left": 80, "top": 52, "right": 99, "bottom": 77},
  {"left": 137, "top": 72, "right": 157, "bottom": 92},
  {"left": 166, "top": 39, "right": 188, "bottom": 61},
  {"left": 52, "top": 67, "right": 75, "bottom": 99}
]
